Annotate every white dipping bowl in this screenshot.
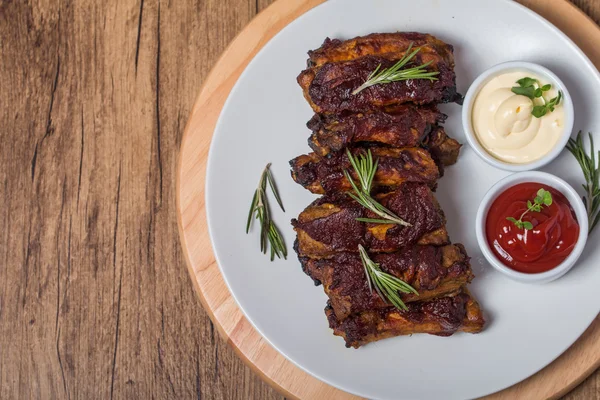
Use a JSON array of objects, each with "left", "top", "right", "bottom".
[
  {"left": 462, "top": 61, "right": 574, "bottom": 172},
  {"left": 475, "top": 171, "right": 588, "bottom": 283}
]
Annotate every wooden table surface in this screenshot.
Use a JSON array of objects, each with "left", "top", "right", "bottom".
[{"left": 1, "top": 0, "right": 599, "bottom": 399}]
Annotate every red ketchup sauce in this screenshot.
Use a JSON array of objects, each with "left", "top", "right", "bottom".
[{"left": 485, "top": 182, "right": 579, "bottom": 273}]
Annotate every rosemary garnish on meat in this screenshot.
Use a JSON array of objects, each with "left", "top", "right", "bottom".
[
  {"left": 352, "top": 42, "right": 439, "bottom": 95},
  {"left": 343, "top": 149, "right": 411, "bottom": 226},
  {"left": 506, "top": 188, "right": 552, "bottom": 230},
  {"left": 246, "top": 163, "right": 287, "bottom": 260},
  {"left": 358, "top": 244, "right": 418, "bottom": 311},
  {"left": 566, "top": 131, "right": 600, "bottom": 233}
]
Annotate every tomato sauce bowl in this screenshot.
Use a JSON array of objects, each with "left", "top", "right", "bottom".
[{"left": 475, "top": 171, "right": 588, "bottom": 283}]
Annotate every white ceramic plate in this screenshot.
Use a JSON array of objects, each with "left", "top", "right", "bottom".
[{"left": 205, "top": 0, "right": 600, "bottom": 398}]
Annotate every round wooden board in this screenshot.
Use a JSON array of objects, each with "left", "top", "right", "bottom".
[{"left": 177, "top": 0, "right": 600, "bottom": 398}]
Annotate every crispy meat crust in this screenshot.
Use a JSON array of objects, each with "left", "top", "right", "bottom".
[
  {"left": 326, "top": 288, "right": 485, "bottom": 348},
  {"left": 306, "top": 105, "right": 445, "bottom": 157},
  {"left": 300, "top": 244, "right": 474, "bottom": 321},
  {"left": 305, "top": 32, "right": 456, "bottom": 67},
  {"left": 292, "top": 183, "right": 449, "bottom": 258},
  {"left": 297, "top": 33, "right": 461, "bottom": 113},
  {"left": 424, "top": 126, "right": 462, "bottom": 167},
  {"left": 290, "top": 147, "right": 440, "bottom": 194}
]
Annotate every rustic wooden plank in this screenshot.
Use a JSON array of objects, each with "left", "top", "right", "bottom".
[
  {"left": 564, "top": 373, "right": 600, "bottom": 400},
  {"left": 177, "top": 0, "right": 600, "bottom": 399},
  {"left": 0, "top": 0, "right": 598, "bottom": 399},
  {"left": 571, "top": 0, "right": 600, "bottom": 25},
  {"left": 0, "top": 0, "right": 281, "bottom": 399},
  {"left": 258, "top": 0, "right": 276, "bottom": 12}
]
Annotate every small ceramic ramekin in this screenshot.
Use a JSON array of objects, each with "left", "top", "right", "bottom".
[
  {"left": 462, "top": 61, "right": 574, "bottom": 172},
  {"left": 475, "top": 171, "right": 588, "bottom": 283}
]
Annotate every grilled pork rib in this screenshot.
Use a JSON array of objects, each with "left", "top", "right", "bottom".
[
  {"left": 300, "top": 244, "right": 474, "bottom": 321},
  {"left": 306, "top": 105, "right": 445, "bottom": 158},
  {"left": 304, "top": 32, "right": 456, "bottom": 68},
  {"left": 423, "top": 126, "right": 462, "bottom": 167},
  {"left": 326, "top": 288, "right": 485, "bottom": 348},
  {"left": 292, "top": 183, "right": 449, "bottom": 258},
  {"left": 290, "top": 147, "right": 440, "bottom": 194},
  {"left": 297, "top": 33, "right": 462, "bottom": 114}
]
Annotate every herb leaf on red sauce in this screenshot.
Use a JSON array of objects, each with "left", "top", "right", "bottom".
[{"left": 506, "top": 188, "right": 552, "bottom": 231}]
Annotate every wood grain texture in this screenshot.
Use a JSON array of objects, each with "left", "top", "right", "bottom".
[
  {"left": 0, "top": 0, "right": 280, "bottom": 399},
  {"left": 177, "top": 0, "right": 600, "bottom": 399},
  {"left": 0, "top": 0, "right": 598, "bottom": 400}
]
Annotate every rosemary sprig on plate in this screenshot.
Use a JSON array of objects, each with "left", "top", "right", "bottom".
[
  {"left": 343, "top": 149, "right": 411, "bottom": 226},
  {"left": 566, "top": 131, "right": 600, "bottom": 233},
  {"left": 358, "top": 244, "right": 418, "bottom": 311},
  {"left": 246, "top": 163, "right": 287, "bottom": 260},
  {"left": 352, "top": 42, "right": 439, "bottom": 95}
]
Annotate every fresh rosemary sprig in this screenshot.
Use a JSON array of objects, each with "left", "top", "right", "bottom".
[
  {"left": 246, "top": 163, "right": 287, "bottom": 260},
  {"left": 358, "top": 244, "right": 418, "bottom": 311},
  {"left": 566, "top": 131, "right": 600, "bottom": 233},
  {"left": 352, "top": 42, "right": 439, "bottom": 95},
  {"left": 506, "top": 188, "right": 552, "bottom": 230},
  {"left": 343, "top": 149, "right": 411, "bottom": 226}
]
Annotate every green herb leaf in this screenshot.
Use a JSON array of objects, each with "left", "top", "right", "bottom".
[
  {"left": 506, "top": 188, "right": 552, "bottom": 230},
  {"left": 543, "top": 191, "right": 553, "bottom": 206},
  {"left": 513, "top": 79, "right": 564, "bottom": 118},
  {"left": 531, "top": 90, "right": 563, "bottom": 118},
  {"left": 517, "top": 77, "right": 538, "bottom": 87},
  {"left": 522, "top": 221, "right": 534, "bottom": 230},
  {"left": 547, "top": 91, "right": 562, "bottom": 111},
  {"left": 532, "top": 105, "right": 548, "bottom": 118},
  {"left": 511, "top": 86, "right": 536, "bottom": 99}
]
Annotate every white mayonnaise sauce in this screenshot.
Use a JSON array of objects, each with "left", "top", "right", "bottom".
[{"left": 472, "top": 71, "right": 564, "bottom": 164}]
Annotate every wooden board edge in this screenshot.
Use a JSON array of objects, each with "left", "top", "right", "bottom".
[
  {"left": 176, "top": 0, "right": 600, "bottom": 399},
  {"left": 175, "top": 0, "right": 354, "bottom": 398}
]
